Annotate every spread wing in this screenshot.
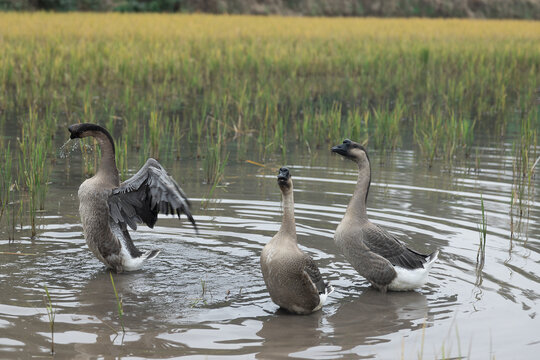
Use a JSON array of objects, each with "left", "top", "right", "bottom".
[
  {"left": 363, "top": 223, "right": 427, "bottom": 270},
  {"left": 108, "top": 158, "right": 196, "bottom": 232},
  {"left": 303, "top": 254, "right": 327, "bottom": 294}
]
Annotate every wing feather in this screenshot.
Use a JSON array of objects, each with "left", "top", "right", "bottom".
[
  {"left": 303, "top": 254, "right": 327, "bottom": 294},
  {"left": 108, "top": 158, "right": 197, "bottom": 231},
  {"left": 363, "top": 223, "right": 427, "bottom": 270}
]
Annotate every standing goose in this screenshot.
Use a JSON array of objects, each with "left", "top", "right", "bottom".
[
  {"left": 260, "top": 167, "right": 334, "bottom": 314},
  {"left": 331, "top": 139, "right": 438, "bottom": 292},
  {"left": 68, "top": 123, "right": 196, "bottom": 273}
]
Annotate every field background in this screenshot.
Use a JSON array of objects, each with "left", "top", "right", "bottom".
[
  {"left": 0, "top": 13, "right": 539, "bottom": 237},
  {"left": 1, "top": 0, "right": 540, "bottom": 19}
]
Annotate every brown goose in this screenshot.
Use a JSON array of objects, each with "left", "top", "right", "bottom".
[
  {"left": 68, "top": 123, "right": 196, "bottom": 272},
  {"left": 260, "top": 167, "right": 333, "bottom": 314},
  {"left": 331, "top": 139, "right": 438, "bottom": 292}
]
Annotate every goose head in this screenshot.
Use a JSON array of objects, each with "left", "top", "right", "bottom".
[
  {"left": 277, "top": 167, "right": 293, "bottom": 193},
  {"left": 69, "top": 123, "right": 108, "bottom": 139},
  {"left": 331, "top": 139, "right": 370, "bottom": 166},
  {"left": 68, "top": 123, "right": 115, "bottom": 153}
]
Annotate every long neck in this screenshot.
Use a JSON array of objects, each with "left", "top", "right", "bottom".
[
  {"left": 277, "top": 187, "right": 297, "bottom": 243},
  {"left": 345, "top": 160, "right": 371, "bottom": 220},
  {"left": 93, "top": 131, "right": 119, "bottom": 186}
]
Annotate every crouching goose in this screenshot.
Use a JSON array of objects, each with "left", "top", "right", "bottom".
[
  {"left": 260, "top": 167, "right": 334, "bottom": 314},
  {"left": 68, "top": 123, "right": 196, "bottom": 272},
  {"left": 331, "top": 139, "right": 438, "bottom": 292}
]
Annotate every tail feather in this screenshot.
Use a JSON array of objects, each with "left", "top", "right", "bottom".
[
  {"left": 325, "top": 284, "right": 335, "bottom": 296},
  {"left": 142, "top": 249, "right": 160, "bottom": 260},
  {"left": 313, "top": 283, "right": 334, "bottom": 312},
  {"left": 424, "top": 250, "right": 439, "bottom": 269}
]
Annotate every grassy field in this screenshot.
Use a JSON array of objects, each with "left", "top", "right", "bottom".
[{"left": 0, "top": 13, "right": 539, "bottom": 236}]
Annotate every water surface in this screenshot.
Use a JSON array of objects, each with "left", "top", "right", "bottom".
[{"left": 1, "top": 141, "right": 539, "bottom": 359}]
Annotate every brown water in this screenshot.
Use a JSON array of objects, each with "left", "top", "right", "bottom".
[{"left": 1, "top": 140, "right": 539, "bottom": 359}]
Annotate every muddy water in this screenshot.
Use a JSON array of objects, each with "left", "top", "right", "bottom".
[{"left": 1, "top": 141, "right": 539, "bottom": 359}]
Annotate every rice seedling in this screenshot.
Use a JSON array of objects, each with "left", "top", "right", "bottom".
[
  {"left": 0, "top": 142, "right": 13, "bottom": 223},
  {"left": 190, "top": 277, "right": 212, "bottom": 307},
  {"left": 202, "top": 134, "right": 229, "bottom": 203},
  {"left": 0, "top": 14, "right": 537, "bottom": 225},
  {"left": 272, "top": 114, "right": 287, "bottom": 163},
  {"left": 477, "top": 195, "right": 487, "bottom": 266},
  {"left": 43, "top": 285, "right": 56, "bottom": 355},
  {"left": 114, "top": 132, "right": 129, "bottom": 181},
  {"left": 509, "top": 189, "right": 516, "bottom": 244},
  {"left": 109, "top": 272, "right": 125, "bottom": 334},
  {"left": 510, "top": 107, "right": 539, "bottom": 223},
  {"left": 372, "top": 100, "right": 404, "bottom": 152},
  {"left": 171, "top": 115, "right": 184, "bottom": 160},
  {"left": 146, "top": 110, "right": 168, "bottom": 161},
  {"left": 17, "top": 108, "right": 53, "bottom": 238},
  {"left": 345, "top": 107, "right": 369, "bottom": 147},
  {"left": 414, "top": 114, "right": 442, "bottom": 168}
]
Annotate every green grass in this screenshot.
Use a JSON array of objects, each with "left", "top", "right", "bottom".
[
  {"left": 477, "top": 195, "right": 487, "bottom": 265},
  {"left": 109, "top": 272, "right": 125, "bottom": 334},
  {"left": 511, "top": 107, "right": 539, "bottom": 221},
  {"left": 0, "top": 142, "right": 13, "bottom": 223},
  {"left": 190, "top": 278, "right": 211, "bottom": 307},
  {"left": 17, "top": 107, "right": 53, "bottom": 238}
]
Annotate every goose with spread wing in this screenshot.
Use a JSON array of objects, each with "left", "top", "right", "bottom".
[
  {"left": 68, "top": 123, "right": 196, "bottom": 272},
  {"left": 331, "top": 139, "right": 438, "bottom": 292},
  {"left": 260, "top": 167, "right": 333, "bottom": 314}
]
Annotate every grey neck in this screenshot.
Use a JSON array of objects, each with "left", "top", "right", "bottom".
[
  {"left": 345, "top": 161, "right": 371, "bottom": 220},
  {"left": 277, "top": 187, "right": 297, "bottom": 243},
  {"left": 92, "top": 131, "right": 119, "bottom": 186}
]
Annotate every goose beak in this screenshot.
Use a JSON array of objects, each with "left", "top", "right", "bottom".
[
  {"left": 68, "top": 124, "right": 79, "bottom": 139},
  {"left": 277, "top": 167, "right": 291, "bottom": 183},
  {"left": 331, "top": 143, "right": 348, "bottom": 156}
]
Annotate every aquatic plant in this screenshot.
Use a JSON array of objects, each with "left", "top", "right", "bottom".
[
  {"left": 510, "top": 107, "right": 539, "bottom": 223},
  {"left": 414, "top": 105, "right": 476, "bottom": 168},
  {"left": 147, "top": 110, "right": 168, "bottom": 161},
  {"left": 414, "top": 114, "right": 442, "bottom": 168},
  {"left": 345, "top": 107, "right": 369, "bottom": 148},
  {"left": 109, "top": 272, "right": 125, "bottom": 334},
  {"left": 477, "top": 195, "right": 487, "bottom": 265},
  {"left": 372, "top": 99, "right": 404, "bottom": 151},
  {"left": 43, "top": 285, "right": 56, "bottom": 355},
  {"left": 203, "top": 129, "right": 229, "bottom": 189},
  {"left": 115, "top": 132, "right": 130, "bottom": 181},
  {"left": 411, "top": 320, "right": 475, "bottom": 360},
  {"left": 0, "top": 142, "right": 13, "bottom": 223},
  {"left": 17, "top": 108, "right": 53, "bottom": 238},
  {"left": 0, "top": 144, "right": 17, "bottom": 240},
  {"left": 190, "top": 278, "right": 211, "bottom": 307}
]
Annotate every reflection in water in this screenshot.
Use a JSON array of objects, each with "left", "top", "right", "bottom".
[
  {"left": 327, "top": 290, "right": 428, "bottom": 357},
  {"left": 256, "top": 309, "right": 324, "bottom": 359}
]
